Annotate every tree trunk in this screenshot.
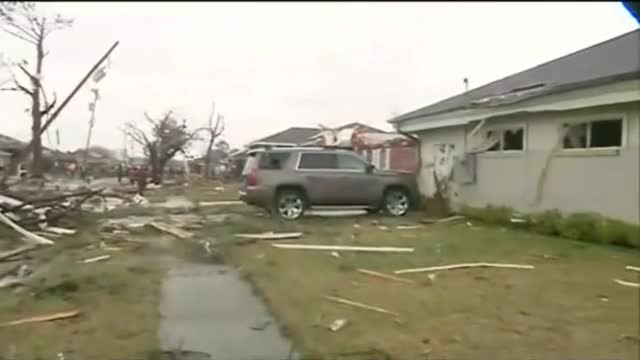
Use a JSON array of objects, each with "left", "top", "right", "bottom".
[
  {"left": 30, "top": 40, "right": 45, "bottom": 178},
  {"left": 203, "top": 132, "right": 215, "bottom": 178}
]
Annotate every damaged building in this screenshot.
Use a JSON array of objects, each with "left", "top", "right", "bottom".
[{"left": 389, "top": 29, "right": 640, "bottom": 223}]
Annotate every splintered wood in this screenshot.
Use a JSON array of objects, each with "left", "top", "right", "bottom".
[
  {"left": 394, "top": 262, "right": 535, "bottom": 274},
  {"left": 235, "top": 232, "right": 302, "bottom": 240},
  {"left": 271, "top": 244, "right": 414, "bottom": 253},
  {"left": 0, "top": 245, "right": 37, "bottom": 262},
  {"left": 0, "top": 212, "right": 55, "bottom": 245},
  {"left": 324, "top": 295, "right": 400, "bottom": 317},
  {"left": 149, "top": 222, "right": 194, "bottom": 240},
  {"left": 357, "top": 269, "right": 415, "bottom": 284},
  {"left": 0, "top": 310, "right": 80, "bottom": 327}
]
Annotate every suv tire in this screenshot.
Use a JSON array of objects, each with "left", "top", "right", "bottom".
[
  {"left": 274, "top": 189, "right": 306, "bottom": 220},
  {"left": 383, "top": 188, "right": 410, "bottom": 217}
]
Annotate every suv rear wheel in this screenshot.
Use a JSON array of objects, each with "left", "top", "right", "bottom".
[
  {"left": 383, "top": 188, "right": 410, "bottom": 216},
  {"left": 275, "top": 189, "right": 306, "bottom": 220}
]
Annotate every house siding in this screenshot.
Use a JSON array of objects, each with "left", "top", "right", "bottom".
[{"left": 415, "top": 101, "right": 640, "bottom": 224}]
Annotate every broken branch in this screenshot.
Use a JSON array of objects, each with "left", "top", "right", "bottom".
[
  {"left": 324, "top": 295, "right": 400, "bottom": 317},
  {"left": 357, "top": 269, "right": 415, "bottom": 284},
  {"left": 0, "top": 212, "right": 54, "bottom": 245},
  {"left": 0, "top": 310, "right": 80, "bottom": 327},
  {"left": 0, "top": 245, "right": 37, "bottom": 262},
  {"left": 613, "top": 279, "right": 640, "bottom": 288},
  {"left": 394, "top": 262, "right": 535, "bottom": 275}
]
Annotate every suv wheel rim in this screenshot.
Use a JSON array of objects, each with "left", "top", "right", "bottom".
[
  {"left": 278, "top": 195, "right": 303, "bottom": 219},
  {"left": 386, "top": 192, "right": 408, "bottom": 216}
]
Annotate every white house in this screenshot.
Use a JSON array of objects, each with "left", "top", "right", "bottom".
[{"left": 390, "top": 29, "right": 640, "bottom": 224}]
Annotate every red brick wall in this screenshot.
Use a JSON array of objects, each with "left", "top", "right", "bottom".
[{"left": 390, "top": 146, "right": 418, "bottom": 173}]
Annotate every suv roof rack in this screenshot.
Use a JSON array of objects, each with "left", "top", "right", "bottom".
[{"left": 255, "top": 144, "right": 355, "bottom": 152}]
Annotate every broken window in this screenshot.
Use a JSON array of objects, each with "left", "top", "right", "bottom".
[
  {"left": 562, "top": 119, "right": 622, "bottom": 149},
  {"left": 484, "top": 128, "right": 524, "bottom": 152}
]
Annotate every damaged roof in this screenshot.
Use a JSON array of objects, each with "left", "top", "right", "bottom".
[
  {"left": 0, "top": 134, "right": 25, "bottom": 151},
  {"left": 390, "top": 28, "right": 640, "bottom": 123},
  {"left": 250, "top": 127, "right": 321, "bottom": 145}
]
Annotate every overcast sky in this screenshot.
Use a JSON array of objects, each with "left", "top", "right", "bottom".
[{"left": 1, "top": 2, "right": 637, "bottom": 155}]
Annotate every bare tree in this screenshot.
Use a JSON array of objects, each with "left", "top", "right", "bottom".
[
  {"left": 199, "top": 102, "right": 224, "bottom": 178},
  {"left": 125, "top": 111, "right": 199, "bottom": 184},
  {"left": 0, "top": 2, "right": 73, "bottom": 177}
]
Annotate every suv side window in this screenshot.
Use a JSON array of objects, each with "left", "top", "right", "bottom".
[
  {"left": 258, "top": 152, "right": 290, "bottom": 170},
  {"left": 337, "top": 154, "right": 367, "bottom": 171},
  {"left": 297, "top": 153, "right": 338, "bottom": 169}
]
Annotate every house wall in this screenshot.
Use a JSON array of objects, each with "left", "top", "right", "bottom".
[
  {"left": 415, "top": 101, "right": 640, "bottom": 223},
  {"left": 356, "top": 146, "right": 418, "bottom": 173}
]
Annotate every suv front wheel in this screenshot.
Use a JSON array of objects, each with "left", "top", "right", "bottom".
[
  {"left": 383, "top": 188, "right": 410, "bottom": 217},
  {"left": 274, "top": 189, "right": 306, "bottom": 220}
]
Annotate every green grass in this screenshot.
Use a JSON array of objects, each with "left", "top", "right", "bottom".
[{"left": 197, "top": 211, "right": 640, "bottom": 360}]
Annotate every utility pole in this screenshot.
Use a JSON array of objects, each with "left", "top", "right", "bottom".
[{"left": 83, "top": 88, "right": 100, "bottom": 169}]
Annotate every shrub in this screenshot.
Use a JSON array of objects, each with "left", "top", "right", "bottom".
[
  {"left": 596, "top": 218, "right": 640, "bottom": 248},
  {"left": 558, "top": 212, "right": 600, "bottom": 243},
  {"left": 460, "top": 204, "right": 513, "bottom": 225},
  {"left": 529, "top": 209, "right": 563, "bottom": 236}
]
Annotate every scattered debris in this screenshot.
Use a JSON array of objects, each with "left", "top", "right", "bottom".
[
  {"left": 82, "top": 255, "right": 111, "bottom": 264},
  {"left": 214, "top": 186, "right": 224, "bottom": 191},
  {"left": 328, "top": 319, "right": 348, "bottom": 332},
  {"left": 250, "top": 320, "right": 272, "bottom": 331},
  {"left": 42, "top": 226, "right": 77, "bottom": 235},
  {"left": 272, "top": 244, "right": 414, "bottom": 253},
  {"left": 395, "top": 225, "right": 422, "bottom": 230},
  {"left": 0, "top": 310, "right": 80, "bottom": 327},
  {"left": 357, "top": 268, "right": 415, "bottom": 284},
  {"left": 234, "top": 232, "right": 302, "bottom": 240},
  {"left": 199, "top": 200, "right": 242, "bottom": 207},
  {"left": 613, "top": 279, "right": 640, "bottom": 288},
  {"left": 510, "top": 218, "right": 527, "bottom": 223},
  {"left": 0, "top": 212, "right": 55, "bottom": 245},
  {"left": 330, "top": 251, "right": 341, "bottom": 258},
  {"left": 394, "top": 262, "right": 535, "bottom": 274},
  {"left": 131, "top": 194, "right": 149, "bottom": 206},
  {"left": 436, "top": 215, "right": 464, "bottom": 223},
  {"left": 324, "top": 295, "right": 400, "bottom": 317},
  {"left": 149, "top": 222, "right": 194, "bottom": 240},
  {"left": 619, "top": 334, "right": 640, "bottom": 343},
  {"left": 598, "top": 295, "right": 609, "bottom": 303},
  {"left": 377, "top": 226, "right": 389, "bottom": 231},
  {"left": 353, "top": 224, "right": 361, "bottom": 229},
  {"left": 625, "top": 265, "right": 640, "bottom": 272},
  {"left": 427, "top": 273, "right": 437, "bottom": 282},
  {"left": 0, "top": 245, "right": 37, "bottom": 262}
]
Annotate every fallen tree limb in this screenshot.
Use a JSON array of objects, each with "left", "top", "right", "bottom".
[
  {"left": 6, "top": 189, "right": 103, "bottom": 213},
  {"left": 0, "top": 310, "right": 80, "bottom": 327},
  {"left": 357, "top": 269, "right": 415, "bottom": 284},
  {"left": 0, "top": 245, "right": 37, "bottom": 262},
  {"left": 394, "top": 262, "right": 535, "bottom": 275},
  {"left": 0, "top": 212, "right": 55, "bottom": 245},
  {"left": 613, "top": 279, "right": 640, "bottom": 288},
  {"left": 324, "top": 295, "right": 400, "bottom": 317},
  {"left": 271, "top": 244, "right": 414, "bottom": 253},
  {"left": 235, "top": 232, "right": 302, "bottom": 240},
  {"left": 625, "top": 266, "right": 640, "bottom": 273}
]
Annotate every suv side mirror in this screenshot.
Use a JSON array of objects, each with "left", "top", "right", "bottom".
[{"left": 365, "top": 164, "right": 375, "bottom": 174}]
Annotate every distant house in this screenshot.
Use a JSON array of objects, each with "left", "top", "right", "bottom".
[
  {"left": 0, "top": 133, "right": 29, "bottom": 176},
  {"left": 390, "top": 29, "right": 640, "bottom": 223}
]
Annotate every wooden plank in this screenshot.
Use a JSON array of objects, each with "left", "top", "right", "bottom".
[
  {"left": 357, "top": 269, "right": 415, "bottom": 284},
  {"left": 0, "top": 212, "right": 55, "bottom": 245},
  {"left": 149, "top": 222, "right": 194, "bottom": 240},
  {"left": 614, "top": 279, "right": 640, "bottom": 288},
  {"left": 82, "top": 255, "right": 111, "bottom": 264},
  {"left": 235, "top": 232, "right": 302, "bottom": 240},
  {"left": 625, "top": 266, "right": 640, "bottom": 273},
  {"left": 0, "top": 245, "right": 37, "bottom": 262},
  {"left": 324, "top": 295, "right": 400, "bottom": 317},
  {"left": 272, "top": 244, "right": 414, "bottom": 253},
  {"left": 394, "top": 262, "right": 535, "bottom": 275},
  {"left": 0, "top": 310, "right": 80, "bottom": 327}
]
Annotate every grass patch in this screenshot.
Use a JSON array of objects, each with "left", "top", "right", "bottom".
[{"left": 210, "top": 211, "right": 640, "bottom": 359}]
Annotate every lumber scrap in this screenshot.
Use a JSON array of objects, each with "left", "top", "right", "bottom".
[
  {"left": 82, "top": 255, "right": 111, "bottom": 264},
  {"left": 271, "top": 244, "right": 414, "bottom": 253},
  {"left": 625, "top": 266, "right": 640, "bottom": 273},
  {"left": 324, "top": 295, "right": 400, "bottom": 317},
  {"left": 0, "top": 245, "right": 37, "bottom": 262},
  {"left": 0, "top": 212, "right": 55, "bottom": 245},
  {"left": 613, "top": 279, "right": 640, "bottom": 288},
  {"left": 395, "top": 225, "right": 423, "bottom": 230},
  {"left": 43, "top": 227, "right": 77, "bottom": 235},
  {"left": 437, "top": 215, "right": 465, "bottom": 223},
  {"left": 235, "top": 232, "right": 302, "bottom": 240},
  {"left": 149, "top": 222, "right": 194, "bottom": 240},
  {"left": 0, "top": 310, "right": 80, "bottom": 327},
  {"left": 394, "top": 262, "right": 535, "bottom": 274},
  {"left": 357, "top": 269, "right": 415, "bottom": 284},
  {"left": 199, "top": 200, "right": 243, "bottom": 207}
]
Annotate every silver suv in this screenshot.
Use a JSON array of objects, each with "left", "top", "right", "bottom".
[{"left": 239, "top": 147, "right": 420, "bottom": 220}]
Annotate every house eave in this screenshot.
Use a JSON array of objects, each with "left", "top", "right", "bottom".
[{"left": 395, "top": 78, "right": 640, "bottom": 133}]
